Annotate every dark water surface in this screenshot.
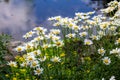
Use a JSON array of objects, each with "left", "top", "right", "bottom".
[{"left": 0, "top": 0, "right": 103, "bottom": 41}]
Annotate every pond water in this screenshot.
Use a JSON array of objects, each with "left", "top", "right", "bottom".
[{"left": 0, "top": 0, "right": 104, "bottom": 41}]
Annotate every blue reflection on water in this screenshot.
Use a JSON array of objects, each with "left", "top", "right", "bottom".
[{"left": 34, "top": 0, "right": 93, "bottom": 24}]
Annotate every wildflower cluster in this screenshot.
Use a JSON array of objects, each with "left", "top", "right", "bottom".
[{"left": 7, "top": 0, "right": 120, "bottom": 80}]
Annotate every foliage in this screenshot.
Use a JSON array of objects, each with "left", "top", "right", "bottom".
[
  {"left": 0, "top": 34, "right": 12, "bottom": 80},
  {"left": 0, "top": 33, "right": 11, "bottom": 64},
  {"left": 4, "top": 0, "right": 120, "bottom": 80}
]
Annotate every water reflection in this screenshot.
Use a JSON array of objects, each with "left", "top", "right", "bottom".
[
  {"left": 0, "top": 0, "right": 105, "bottom": 41},
  {"left": 4, "top": 0, "right": 9, "bottom": 3},
  {"left": 0, "top": 0, "right": 35, "bottom": 41}
]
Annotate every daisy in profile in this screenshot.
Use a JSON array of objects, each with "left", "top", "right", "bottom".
[
  {"left": 14, "top": 46, "right": 25, "bottom": 52},
  {"left": 52, "top": 35, "right": 60, "bottom": 41},
  {"left": 72, "top": 25, "right": 80, "bottom": 32},
  {"left": 39, "top": 56, "right": 46, "bottom": 62},
  {"left": 45, "top": 33, "right": 55, "bottom": 39},
  {"left": 27, "top": 31, "right": 35, "bottom": 37},
  {"left": 90, "top": 35, "right": 100, "bottom": 40},
  {"left": 66, "top": 33, "right": 76, "bottom": 38},
  {"left": 102, "top": 57, "right": 111, "bottom": 65},
  {"left": 32, "top": 50, "right": 41, "bottom": 56},
  {"left": 79, "top": 32, "right": 88, "bottom": 38},
  {"left": 23, "top": 34, "right": 29, "bottom": 39},
  {"left": 8, "top": 61, "right": 17, "bottom": 67},
  {"left": 98, "top": 30, "right": 105, "bottom": 37},
  {"left": 80, "top": 25, "right": 89, "bottom": 30},
  {"left": 51, "top": 56, "right": 61, "bottom": 63},
  {"left": 98, "top": 48, "right": 106, "bottom": 56},
  {"left": 33, "top": 27, "right": 47, "bottom": 35},
  {"left": 110, "top": 48, "right": 120, "bottom": 54},
  {"left": 30, "top": 60, "right": 39, "bottom": 68},
  {"left": 42, "top": 44, "right": 51, "bottom": 49},
  {"left": 99, "top": 22, "right": 109, "bottom": 30},
  {"left": 20, "top": 62, "right": 28, "bottom": 67},
  {"left": 34, "top": 67, "right": 43, "bottom": 76},
  {"left": 53, "top": 22, "right": 60, "bottom": 27},
  {"left": 50, "top": 29, "right": 61, "bottom": 35},
  {"left": 33, "top": 36, "right": 44, "bottom": 42},
  {"left": 54, "top": 40, "right": 64, "bottom": 47},
  {"left": 48, "top": 16, "right": 61, "bottom": 21},
  {"left": 84, "top": 39, "right": 93, "bottom": 45},
  {"left": 23, "top": 31, "right": 35, "bottom": 39},
  {"left": 24, "top": 42, "right": 34, "bottom": 50},
  {"left": 26, "top": 54, "right": 36, "bottom": 62},
  {"left": 108, "top": 26, "right": 117, "bottom": 31}
]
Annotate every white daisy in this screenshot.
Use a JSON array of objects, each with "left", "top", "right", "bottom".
[
  {"left": 98, "top": 48, "right": 106, "bottom": 56},
  {"left": 90, "top": 35, "right": 100, "bottom": 40},
  {"left": 110, "top": 48, "right": 120, "bottom": 54},
  {"left": 14, "top": 46, "right": 25, "bottom": 52},
  {"left": 39, "top": 56, "right": 46, "bottom": 62},
  {"left": 8, "top": 61, "right": 17, "bottom": 67},
  {"left": 30, "top": 60, "right": 39, "bottom": 68},
  {"left": 79, "top": 32, "right": 88, "bottom": 38},
  {"left": 66, "top": 33, "right": 76, "bottom": 38},
  {"left": 34, "top": 67, "right": 44, "bottom": 75},
  {"left": 32, "top": 50, "right": 41, "bottom": 56},
  {"left": 51, "top": 56, "right": 61, "bottom": 63},
  {"left": 102, "top": 57, "right": 111, "bottom": 65},
  {"left": 50, "top": 29, "right": 61, "bottom": 35},
  {"left": 84, "top": 39, "right": 93, "bottom": 45},
  {"left": 54, "top": 40, "right": 64, "bottom": 47}
]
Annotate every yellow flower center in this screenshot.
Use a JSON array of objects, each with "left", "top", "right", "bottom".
[
  {"left": 36, "top": 70, "right": 41, "bottom": 73},
  {"left": 32, "top": 62, "right": 37, "bottom": 66},
  {"left": 56, "top": 17, "right": 60, "bottom": 21},
  {"left": 53, "top": 58, "right": 59, "bottom": 62},
  {"left": 27, "top": 45, "right": 31, "bottom": 49},
  {"left": 34, "top": 51, "right": 38, "bottom": 55},
  {"left": 29, "top": 57, "right": 33, "bottom": 61},
  {"left": 99, "top": 50, "right": 104, "bottom": 54},
  {"left": 74, "top": 26, "right": 79, "bottom": 30},
  {"left": 104, "top": 59, "right": 109, "bottom": 63},
  {"left": 86, "top": 41, "right": 90, "bottom": 45},
  {"left": 69, "top": 23, "right": 73, "bottom": 27},
  {"left": 69, "top": 34, "right": 73, "bottom": 38},
  {"left": 10, "top": 63, "right": 15, "bottom": 67},
  {"left": 17, "top": 47, "right": 22, "bottom": 52},
  {"left": 56, "top": 42, "right": 61, "bottom": 46},
  {"left": 28, "top": 32, "right": 33, "bottom": 35}
]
